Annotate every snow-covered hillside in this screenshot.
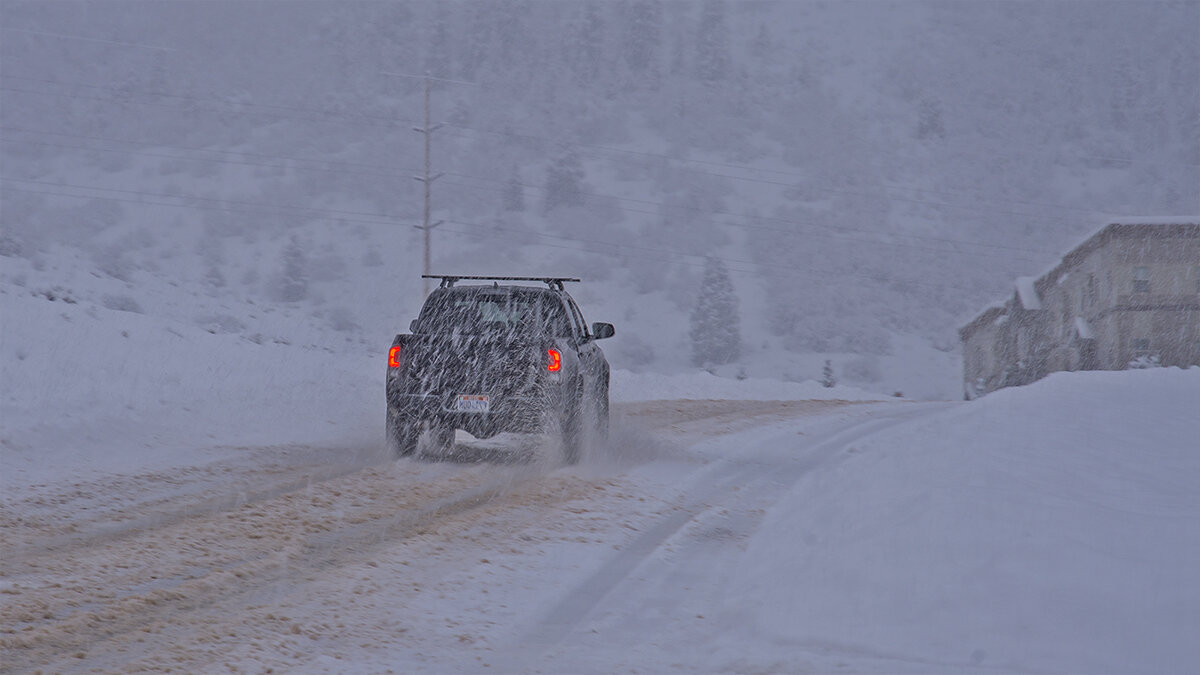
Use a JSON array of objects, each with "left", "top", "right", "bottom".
[
  {"left": 2, "top": 1, "right": 1195, "bottom": 402},
  {"left": 0, "top": 259, "right": 883, "bottom": 492}
]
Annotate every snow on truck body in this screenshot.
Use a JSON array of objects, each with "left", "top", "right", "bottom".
[{"left": 385, "top": 276, "right": 614, "bottom": 463}]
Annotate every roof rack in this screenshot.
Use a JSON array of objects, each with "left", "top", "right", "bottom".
[{"left": 423, "top": 275, "right": 582, "bottom": 291}]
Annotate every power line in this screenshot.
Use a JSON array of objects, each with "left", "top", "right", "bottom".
[
  {"left": 2, "top": 85, "right": 1183, "bottom": 259},
  {"left": 437, "top": 127, "right": 1150, "bottom": 226},
  {"left": 380, "top": 71, "right": 479, "bottom": 87},
  {"left": 0, "top": 178, "right": 403, "bottom": 222},
  {"left": 0, "top": 182, "right": 977, "bottom": 294},
  {"left": 437, "top": 116, "right": 1200, "bottom": 172},
  {"left": 0, "top": 206, "right": 947, "bottom": 298},
  {"left": 0, "top": 123, "right": 1132, "bottom": 224},
  {"left": 429, "top": 125, "right": 1161, "bottom": 227},
  {"left": 437, "top": 172, "right": 1051, "bottom": 256},
  {"left": 0, "top": 130, "right": 1056, "bottom": 262},
  {"left": 2, "top": 137, "right": 420, "bottom": 181},
  {"left": 436, "top": 176, "right": 1046, "bottom": 265},
  {"left": 0, "top": 36, "right": 1180, "bottom": 294},
  {"left": 0, "top": 86, "right": 414, "bottom": 132},
  {"left": 0, "top": 126, "right": 414, "bottom": 172},
  {"left": 0, "top": 160, "right": 1048, "bottom": 267},
  {"left": 440, "top": 117, "right": 1200, "bottom": 172},
  {"left": 5, "top": 78, "right": 1191, "bottom": 224},
  {"left": 0, "top": 101, "right": 1127, "bottom": 237},
  {"left": 0, "top": 27, "right": 177, "bottom": 52},
  {"left": 434, "top": 218, "right": 954, "bottom": 295},
  {"left": 0, "top": 74, "right": 411, "bottom": 126}
]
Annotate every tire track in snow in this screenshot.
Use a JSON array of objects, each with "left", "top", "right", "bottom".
[
  {"left": 503, "top": 404, "right": 949, "bottom": 672},
  {"left": 1, "top": 459, "right": 378, "bottom": 567},
  {"left": 0, "top": 442, "right": 390, "bottom": 567},
  {"left": 0, "top": 459, "right": 557, "bottom": 673},
  {"left": 0, "top": 399, "right": 871, "bottom": 672}
]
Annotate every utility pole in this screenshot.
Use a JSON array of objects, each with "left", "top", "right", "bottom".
[
  {"left": 382, "top": 70, "right": 474, "bottom": 298},
  {"left": 413, "top": 72, "right": 443, "bottom": 299}
]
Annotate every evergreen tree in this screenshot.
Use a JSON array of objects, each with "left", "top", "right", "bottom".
[
  {"left": 503, "top": 167, "right": 526, "bottom": 212},
  {"left": 695, "top": 0, "right": 730, "bottom": 85},
  {"left": 916, "top": 99, "right": 946, "bottom": 140},
  {"left": 750, "top": 23, "right": 772, "bottom": 62},
  {"left": 543, "top": 150, "right": 586, "bottom": 213},
  {"left": 822, "top": 360, "right": 837, "bottom": 388},
  {"left": 205, "top": 264, "right": 226, "bottom": 289},
  {"left": 459, "top": 4, "right": 493, "bottom": 80},
  {"left": 570, "top": 4, "right": 606, "bottom": 85},
  {"left": 494, "top": 0, "right": 531, "bottom": 70},
  {"left": 277, "top": 234, "right": 308, "bottom": 302},
  {"left": 669, "top": 19, "right": 687, "bottom": 77},
  {"left": 196, "top": 230, "right": 226, "bottom": 289},
  {"left": 623, "top": 0, "right": 662, "bottom": 82},
  {"left": 690, "top": 257, "right": 741, "bottom": 367},
  {"left": 425, "top": 4, "right": 453, "bottom": 77}
]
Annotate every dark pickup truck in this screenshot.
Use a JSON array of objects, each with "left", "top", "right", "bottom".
[{"left": 386, "top": 276, "right": 615, "bottom": 463}]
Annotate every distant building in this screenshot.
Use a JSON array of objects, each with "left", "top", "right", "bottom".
[{"left": 961, "top": 219, "right": 1200, "bottom": 399}]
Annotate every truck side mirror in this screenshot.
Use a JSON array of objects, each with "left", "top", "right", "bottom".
[
  {"left": 592, "top": 322, "right": 615, "bottom": 340},
  {"left": 410, "top": 319, "right": 419, "bottom": 332}
]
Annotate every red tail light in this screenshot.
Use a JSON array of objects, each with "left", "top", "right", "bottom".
[
  {"left": 547, "top": 348, "right": 562, "bottom": 372},
  {"left": 388, "top": 345, "right": 403, "bottom": 369}
]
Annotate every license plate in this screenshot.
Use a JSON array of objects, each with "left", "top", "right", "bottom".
[{"left": 455, "top": 395, "right": 490, "bottom": 413}]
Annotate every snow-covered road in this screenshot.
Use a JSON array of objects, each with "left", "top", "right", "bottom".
[
  {"left": 498, "top": 401, "right": 946, "bottom": 674},
  {"left": 2, "top": 399, "right": 892, "bottom": 673},
  {"left": 4, "top": 368, "right": 1199, "bottom": 674}
]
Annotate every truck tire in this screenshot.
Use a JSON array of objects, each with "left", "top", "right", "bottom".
[
  {"left": 594, "top": 375, "right": 610, "bottom": 442},
  {"left": 387, "top": 410, "right": 419, "bottom": 458},
  {"left": 422, "top": 423, "right": 456, "bottom": 457},
  {"left": 561, "top": 386, "right": 584, "bottom": 465}
]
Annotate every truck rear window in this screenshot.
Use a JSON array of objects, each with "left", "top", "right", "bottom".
[{"left": 418, "top": 291, "right": 571, "bottom": 337}]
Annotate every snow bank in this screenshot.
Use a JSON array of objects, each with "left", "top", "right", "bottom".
[
  {"left": 734, "top": 367, "right": 1200, "bottom": 673},
  {"left": 0, "top": 288, "right": 381, "bottom": 488},
  {"left": 611, "top": 368, "right": 887, "bottom": 402}
]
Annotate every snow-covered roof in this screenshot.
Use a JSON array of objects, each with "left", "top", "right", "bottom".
[
  {"left": 960, "top": 303, "right": 1007, "bottom": 338},
  {"left": 1015, "top": 277, "right": 1042, "bottom": 310},
  {"left": 968, "top": 218, "right": 1197, "bottom": 335},
  {"left": 1107, "top": 216, "right": 1200, "bottom": 226},
  {"left": 1074, "top": 317, "right": 1094, "bottom": 340},
  {"left": 1057, "top": 218, "right": 1200, "bottom": 267}
]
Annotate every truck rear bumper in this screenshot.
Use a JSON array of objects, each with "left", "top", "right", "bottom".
[{"left": 387, "top": 390, "right": 549, "bottom": 436}]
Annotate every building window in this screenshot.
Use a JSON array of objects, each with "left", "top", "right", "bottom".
[
  {"left": 1133, "top": 266, "right": 1150, "bottom": 293},
  {"left": 1087, "top": 274, "right": 1097, "bottom": 307},
  {"left": 1134, "top": 338, "right": 1151, "bottom": 357}
]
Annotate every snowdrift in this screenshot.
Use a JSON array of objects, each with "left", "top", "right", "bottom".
[
  {"left": 735, "top": 367, "right": 1200, "bottom": 673},
  {"left": 611, "top": 368, "right": 886, "bottom": 402}
]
